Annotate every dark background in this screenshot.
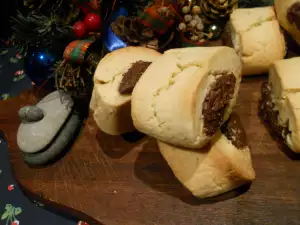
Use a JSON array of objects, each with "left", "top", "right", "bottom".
[{"left": 0, "top": 0, "right": 21, "bottom": 38}]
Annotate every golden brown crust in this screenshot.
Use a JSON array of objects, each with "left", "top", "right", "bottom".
[{"left": 157, "top": 115, "right": 255, "bottom": 198}]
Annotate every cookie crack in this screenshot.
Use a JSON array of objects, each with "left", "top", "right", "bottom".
[
  {"left": 243, "top": 16, "right": 275, "bottom": 34},
  {"left": 151, "top": 62, "right": 202, "bottom": 126}
]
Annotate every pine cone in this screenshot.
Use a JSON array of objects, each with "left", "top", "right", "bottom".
[
  {"left": 200, "top": 0, "right": 238, "bottom": 24},
  {"left": 111, "top": 16, "right": 158, "bottom": 49}
]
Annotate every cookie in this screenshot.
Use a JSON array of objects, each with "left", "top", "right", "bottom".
[
  {"left": 90, "top": 47, "right": 161, "bottom": 135},
  {"left": 132, "top": 46, "right": 242, "bottom": 148},
  {"left": 158, "top": 113, "right": 255, "bottom": 198}
]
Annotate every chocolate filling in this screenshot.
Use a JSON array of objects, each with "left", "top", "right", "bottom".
[
  {"left": 287, "top": 2, "right": 300, "bottom": 30},
  {"left": 221, "top": 113, "right": 247, "bottom": 149},
  {"left": 202, "top": 73, "right": 236, "bottom": 136},
  {"left": 260, "top": 82, "right": 291, "bottom": 138},
  {"left": 119, "top": 61, "right": 152, "bottom": 94}
]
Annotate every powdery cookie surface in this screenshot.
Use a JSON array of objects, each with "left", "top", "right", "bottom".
[{"left": 229, "top": 7, "right": 286, "bottom": 75}]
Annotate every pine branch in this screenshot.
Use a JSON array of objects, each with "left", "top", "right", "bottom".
[{"left": 10, "top": 9, "right": 73, "bottom": 55}]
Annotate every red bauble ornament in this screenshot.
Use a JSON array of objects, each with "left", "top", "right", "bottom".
[
  {"left": 73, "top": 21, "right": 87, "bottom": 38},
  {"left": 84, "top": 13, "right": 102, "bottom": 31}
]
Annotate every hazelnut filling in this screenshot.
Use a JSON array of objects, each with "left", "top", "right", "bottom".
[
  {"left": 221, "top": 113, "right": 247, "bottom": 149},
  {"left": 260, "top": 82, "right": 291, "bottom": 139},
  {"left": 202, "top": 72, "right": 236, "bottom": 136},
  {"left": 287, "top": 2, "right": 300, "bottom": 30},
  {"left": 119, "top": 61, "right": 152, "bottom": 94}
]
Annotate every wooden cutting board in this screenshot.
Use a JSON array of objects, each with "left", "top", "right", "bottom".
[{"left": 1, "top": 75, "right": 300, "bottom": 225}]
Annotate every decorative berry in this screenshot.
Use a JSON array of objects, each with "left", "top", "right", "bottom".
[
  {"left": 84, "top": 13, "right": 102, "bottom": 31},
  {"left": 192, "top": 5, "right": 201, "bottom": 15},
  {"left": 184, "top": 14, "right": 192, "bottom": 22},
  {"left": 188, "top": 20, "right": 197, "bottom": 28},
  {"left": 196, "top": 22, "right": 204, "bottom": 31},
  {"left": 73, "top": 21, "right": 87, "bottom": 38},
  {"left": 182, "top": 6, "right": 190, "bottom": 14},
  {"left": 193, "top": 15, "right": 201, "bottom": 21},
  {"left": 178, "top": 23, "right": 186, "bottom": 31}
]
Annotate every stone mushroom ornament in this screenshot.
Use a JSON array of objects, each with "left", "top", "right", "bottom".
[{"left": 17, "top": 91, "right": 82, "bottom": 166}]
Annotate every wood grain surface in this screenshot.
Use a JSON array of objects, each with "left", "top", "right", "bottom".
[{"left": 1, "top": 76, "right": 300, "bottom": 225}]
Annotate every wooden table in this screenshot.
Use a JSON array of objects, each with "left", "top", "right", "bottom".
[{"left": 1, "top": 76, "right": 300, "bottom": 225}]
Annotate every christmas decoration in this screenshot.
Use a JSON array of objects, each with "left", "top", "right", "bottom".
[
  {"left": 10, "top": 0, "right": 106, "bottom": 97},
  {"left": 108, "top": 1, "right": 177, "bottom": 52},
  {"left": 24, "top": 48, "right": 57, "bottom": 86},
  {"left": 63, "top": 40, "right": 94, "bottom": 64},
  {"left": 177, "top": 2, "right": 224, "bottom": 46},
  {"left": 206, "top": 23, "right": 222, "bottom": 40},
  {"left": 178, "top": 4, "right": 206, "bottom": 45},
  {"left": 103, "top": 6, "right": 129, "bottom": 52},
  {"left": 200, "top": 0, "right": 238, "bottom": 24},
  {"left": 84, "top": 13, "right": 102, "bottom": 31},
  {"left": 111, "top": 16, "right": 159, "bottom": 49},
  {"left": 138, "top": 0, "right": 179, "bottom": 35},
  {"left": 10, "top": 11, "right": 72, "bottom": 55},
  {"left": 10, "top": 0, "right": 237, "bottom": 97},
  {"left": 73, "top": 21, "right": 87, "bottom": 38},
  {"left": 55, "top": 40, "right": 101, "bottom": 98}
]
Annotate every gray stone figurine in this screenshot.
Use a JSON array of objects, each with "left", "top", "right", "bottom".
[{"left": 17, "top": 91, "right": 82, "bottom": 166}]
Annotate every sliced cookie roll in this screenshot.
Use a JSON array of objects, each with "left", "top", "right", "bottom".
[
  {"left": 228, "top": 7, "right": 286, "bottom": 75},
  {"left": 260, "top": 57, "right": 300, "bottom": 153},
  {"left": 132, "top": 47, "right": 242, "bottom": 148},
  {"left": 157, "top": 113, "right": 255, "bottom": 199},
  {"left": 90, "top": 47, "right": 161, "bottom": 135}
]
